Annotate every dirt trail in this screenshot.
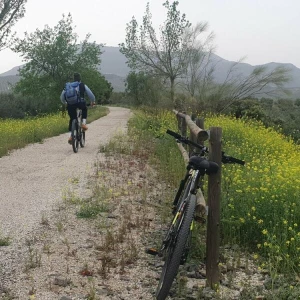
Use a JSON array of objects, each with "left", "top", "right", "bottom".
[
  {"left": 0, "top": 107, "right": 131, "bottom": 240},
  {"left": 0, "top": 106, "right": 162, "bottom": 300}
]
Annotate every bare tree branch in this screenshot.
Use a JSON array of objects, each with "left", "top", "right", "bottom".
[{"left": 0, "top": 0, "right": 27, "bottom": 50}]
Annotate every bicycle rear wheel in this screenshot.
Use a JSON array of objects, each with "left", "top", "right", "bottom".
[
  {"left": 156, "top": 194, "right": 196, "bottom": 300},
  {"left": 71, "top": 119, "right": 79, "bottom": 153}
]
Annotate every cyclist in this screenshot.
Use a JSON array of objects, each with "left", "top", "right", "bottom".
[{"left": 60, "top": 72, "right": 96, "bottom": 144}]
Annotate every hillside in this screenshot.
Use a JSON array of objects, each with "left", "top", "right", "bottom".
[
  {"left": 1, "top": 46, "right": 300, "bottom": 97},
  {"left": 0, "top": 75, "right": 20, "bottom": 92}
]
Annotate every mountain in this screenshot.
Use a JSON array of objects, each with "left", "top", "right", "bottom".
[
  {"left": 0, "top": 66, "right": 22, "bottom": 77},
  {"left": 100, "top": 46, "right": 129, "bottom": 77},
  {"left": 1, "top": 46, "right": 300, "bottom": 97},
  {"left": 0, "top": 75, "right": 20, "bottom": 92}
]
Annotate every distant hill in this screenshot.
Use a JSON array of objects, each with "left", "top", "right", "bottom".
[
  {"left": 0, "top": 75, "right": 20, "bottom": 92},
  {"left": 0, "top": 66, "right": 22, "bottom": 77},
  {"left": 100, "top": 46, "right": 129, "bottom": 77},
  {"left": 1, "top": 46, "right": 300, "bottom": 97}
]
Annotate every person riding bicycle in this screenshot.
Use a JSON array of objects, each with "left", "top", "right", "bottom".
[{"left": 60, "top": 72, "right": 96, "bottom": 144}]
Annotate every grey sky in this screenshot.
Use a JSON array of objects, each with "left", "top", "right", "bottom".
[{"left": 0, "top": 0, "right": 299, "bottom": 73}]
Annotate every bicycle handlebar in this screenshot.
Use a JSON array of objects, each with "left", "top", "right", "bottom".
[
  {"left": 166, "top": 129, "right": 245, "bottom": 166},
  {"left": 222, "top": 152, "right": 245, "bottom": 165},
  {"left": 166, "top": 129, "right": 207, "bottom": 151}
]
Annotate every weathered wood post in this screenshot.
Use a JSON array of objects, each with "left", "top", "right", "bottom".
[
  {"left": 196, "top": 118, "right": 205, "bottom": 147},
  {"left": 189, "top": 113, "right": 197, "bottom": 155},
  {"left": 176, "top": 113, "right": 181, "bottom": 133},
  {"left": 181, "top": 112, "right": 187, "bottom": 138},
  {"left": 206, "top": 127, "right": 222, "bottom": 289}
]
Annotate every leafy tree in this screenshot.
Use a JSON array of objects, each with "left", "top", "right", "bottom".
[
  {"left": 120, "top": 0, "right": 192, "bottom": 103},
  {"left": 0, "top": 0, "right": 27, "bottom": 50},
  {"left": 12, "top": 14, "right": 103, "bottom": 111},
  {"left": 125, "top": 71, "right": 163, "bottom": 106},
  {"left": 80, "top": 69, "right": 113, "bottom": 104},
  {"left": 125, "top": 71, "right": 147, "bottom": 106},
  {"left": 228, "top": 99, "right": 266, "bottom": 120},
  {"left": 260, "top": 97, "right": 273, "bottom": 110}
]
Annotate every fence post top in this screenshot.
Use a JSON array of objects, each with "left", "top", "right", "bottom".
[{"left": 197, "top": 130, "right": 209, "bottom": 141}]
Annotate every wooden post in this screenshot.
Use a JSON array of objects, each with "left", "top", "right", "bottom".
[
  {"left": 177, "top": 114, "right": 181, "bottom": 133},
  {"left": 181, "top": 112, "right": 187, "bottom": 138},
  {"left": 196, "top": 118, "right": 205, "bottom": 147},
  {"left": 174, "top": 110, "right": 208, "bottom": 141},
  {"left": 206, "top": 127, "right": 222, "bottom": 289},
  {"left": 189, "top": 115, "right": 196, "bottom": 156},
  {"left": 191, "top": 113, "right": 197, "bottom": 122}
]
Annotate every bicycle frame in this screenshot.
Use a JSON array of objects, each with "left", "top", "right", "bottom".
[
  {"left": 71, "top": 108, "right": 85, "bottom": 153},
  {"left": 159, "top": 168, "right": 202, "bottom": 255}
]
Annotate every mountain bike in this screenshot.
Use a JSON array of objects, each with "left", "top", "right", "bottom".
[
  {"left": 71, "top": 108, "right": 85, "bottom": 153},
  {"left": 147, "top": 129, "right": 245, "bottom": 300}
]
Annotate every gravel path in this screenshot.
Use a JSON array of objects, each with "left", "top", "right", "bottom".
[
  {"left": 0, "top": 106, "right": 162, "bottom": 300},
  {"left": 0, "top": 107, "right": 131, "bottom": 241}
]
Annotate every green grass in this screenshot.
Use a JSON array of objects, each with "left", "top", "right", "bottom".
[
  {"left": 126, "top": 108, "right": 300, "bottom": 276},
  {"left": 63, "top": 182, "right": 111, "bottom": 219},
  {"left": 76, "top": 197, "right": 110, "bottom": 219},
  {"left": 0, "top": 106, "right": 109, "bottom": 157},
  {"left": 0, "top": 236, "right": 10, "bottom": 246}
]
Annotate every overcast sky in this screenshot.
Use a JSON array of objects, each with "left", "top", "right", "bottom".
[{"left": 0, "top": 0, "right": 299, "bottom": 73}]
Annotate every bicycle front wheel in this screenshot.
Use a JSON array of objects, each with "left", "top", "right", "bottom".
[
  {"left": 80, "top": 130, "right": 85, "bottom": 148},
  {"left": 156, "top": 194, "right": 196, "bottom": 300},
  {"left": 174, "top": 176, "right": 192, "bottom": 212},
  {"left": 71, "top": 119, "right": 79, "bottom": 153}
]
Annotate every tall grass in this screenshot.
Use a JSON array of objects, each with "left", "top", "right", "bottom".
[
  {"left": 205, "top": 115, "right": 300, "bottom": 273},
  {"left": 128, "top": 108, "right": 300, "bottom": 274},
  {"left": 0, "top": 106, "right": 108, "bottom": 157},
  {"left": 128, "top": 108, "right": 185, "bottom": 187}
]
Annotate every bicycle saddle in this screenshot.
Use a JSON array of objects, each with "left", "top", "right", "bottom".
[{"left": 188, "top": 156, "right": 219, "bottom": 174}]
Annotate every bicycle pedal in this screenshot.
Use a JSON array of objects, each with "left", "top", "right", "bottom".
[{"left": 145, "top": 248, "right": 159, "bottom": 256}]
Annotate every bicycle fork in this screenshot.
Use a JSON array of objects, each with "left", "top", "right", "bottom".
[{"left": 146, "top": 201, "right": 187, "bottom": 257}]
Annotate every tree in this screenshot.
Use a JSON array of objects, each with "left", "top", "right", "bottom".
[
  {"left": 0, "top": 0, "right": 27, "bottom": 50},
  {"left": 220, "top": 64, "right": 290, "bottom": 111},
  {"left": 120, "top": 0, "right": 192, "bottom": 103},
  {"left": 125, "top": 71, "right": 163, "bottom": 106},
  {"left": 12, "top": 14, "right": 103, "bottom": 111},
  {"left": 125, "top": 71, "right": 147, "bottom": 106},
  {"left": 182, "top": 22, "right": 215, "bottom": 98},
  {"left": 184, "top": 59, "right": 291, "bottom": 113},
  {"left": 80, "top": 69, "right": 113, "bottom": 104}
]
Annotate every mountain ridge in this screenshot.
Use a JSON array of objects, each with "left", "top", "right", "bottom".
[{"left": 1, "top": 46, "right": 300, "bottom": 96}]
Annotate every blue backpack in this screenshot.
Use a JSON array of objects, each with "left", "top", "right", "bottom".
[{"left": 65, "top": 81, "right": 85, "bottom": 104}]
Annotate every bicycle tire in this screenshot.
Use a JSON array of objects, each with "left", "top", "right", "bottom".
[
  {"left": 175, "top": 177, "right": 192, "bottom": 211},
  {"left": 71, "top": 119, "right": 79, "bottom": 153},
  {"left": 156, "top": 194, "right": 196, "bottom": 300},
  {"left": 80, "top": 130, "right": 85, "bottom": 148}
]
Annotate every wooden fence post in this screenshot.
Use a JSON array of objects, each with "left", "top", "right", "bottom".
[
  {"left": 206, "top": 127, "right": 222, "bottom": 289},
  {"left": 181, "top": 112, "right": 187, "bottom": 138},
  {"left": 189, "top": 115, "right": 196, "bottom": 156},
  {"left": 196, "top": 118, "right": 205, "bottom": 147}
]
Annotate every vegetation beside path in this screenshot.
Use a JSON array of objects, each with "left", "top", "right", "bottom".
[
  {"left": 1, "top": 106, "right": 300, "bottom": 299},
  {"left": 0, "top": 106, "right": 108, "bottom": 158}
]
